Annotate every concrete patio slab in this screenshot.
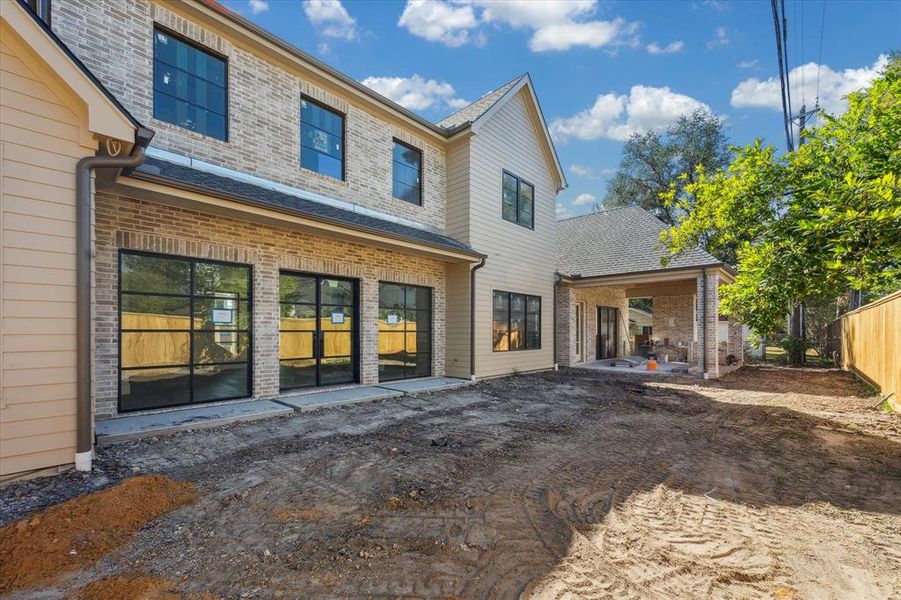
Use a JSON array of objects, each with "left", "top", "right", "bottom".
[
  {"left": 276, "top": 386, "right": 402, "bottom": 412},
  {"left": 375, "top": 376, "right": 471, "bottom": 393},
  {"left": 96, "top": 400, "right": 292, "bottom": 446}
]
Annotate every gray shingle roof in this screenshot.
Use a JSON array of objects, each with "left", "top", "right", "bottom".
[
  {"left": 557, "top": 206, "right": 724, "bottom": 278},
  {"left": 131, "top": 156, "right": 481, "bottom": 257},
  {"left": 437, "top": 76, "right": 524, "bottom": 130}
]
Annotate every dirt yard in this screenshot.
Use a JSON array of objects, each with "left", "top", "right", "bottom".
[{"left": 1, "top": 366, "right": 899, "bottom": 599}]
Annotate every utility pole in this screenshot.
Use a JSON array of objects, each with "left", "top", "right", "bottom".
[{"left": 789, "top": 103, "right": 818, "bottom": 363}]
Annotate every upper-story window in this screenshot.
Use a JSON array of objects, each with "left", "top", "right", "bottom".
[
  {"left": 25, "top": 0, "right": 51, "bottom": 25},
  {"left": 502, "top": 171, "right": 534, "bottom": 229},
  {"left": 153, "top": 28, "right": 227, "bottom": 141},
  {"left": 392, "top": 140, "right": 422, "bottom": 205},
  {"left": 301, "top": 97, "right": 345, "bottom": 181}
]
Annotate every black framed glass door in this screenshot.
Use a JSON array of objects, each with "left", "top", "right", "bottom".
[
  {"left": 378, "top": 283, "right": 432, "bottom": 381},
  {"left": 118, "top": 251, "right": 252, "bottom": 412},
  {"left": 279, "top": 272, "right": 358, "bottom": 390},
  {"left": 597, "top": 306, "right": 618, "bottom": 360}
]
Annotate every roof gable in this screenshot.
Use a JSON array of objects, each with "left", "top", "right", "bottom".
[
  {"left": 1, "top": 0, "right": 140, "bottom": 143},
  {"left": 440, "top": 74, "right": 567, "bottom": 192}
]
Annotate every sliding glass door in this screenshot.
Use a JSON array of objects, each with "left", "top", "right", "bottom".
[
  {"left": 119, "top": 252, "right": 252, "bottom": 412},
  {"left": 279, "top": 272, "right": 358, "bottom": 390}
]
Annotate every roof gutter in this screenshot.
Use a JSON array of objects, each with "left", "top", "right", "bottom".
[{"left": 75, "top": 127, "right": 154, "bottom": 472}]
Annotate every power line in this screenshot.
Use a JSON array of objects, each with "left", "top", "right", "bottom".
[
  {"left": 815, "top": 0, "right": 826, "bottom": 108},
  {"left": 771, "top": 0, "right": 794, "bottom": 152}
]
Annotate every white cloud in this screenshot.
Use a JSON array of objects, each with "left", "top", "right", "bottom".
[
  {"left": 706, "top": 26, "right": 730, "bottom": 49},
  {"left": 738, "top": 59, "right": 759, "bottom": 69},
  {"left": 398, "top": 0, "right": 637, "bottom": 52},
  {"left": 646, "top": 40, "right": 684, "bottom": 55},
  {"left": 572, "top": 193, "right": 596, "bottom": 206},
  {"left": 550, "top": 85, "right": 712, "bottom": 142},
  {"left": 556, "top": 202, "right": 571, "bottom": 218},
  {"left": 398, "top": 0, "right": 479, "bottom": 47},
  {"left": 317, "top": 42, "right": 331, "bottom": 56},
  {"left": 303, "top": 0, "right": 358, "bottom": 40},
  {"left": 248, "top": 0, "right": 268, "bottom": 15},
  {"left": 730, "top": 54, "right": 888, "bottom": 115},
  {"left": 360, "top": 74, "right": 468, "bottom": 111},
  {"left": 569, "top": 164, "right": 595, "bottom": 178}
]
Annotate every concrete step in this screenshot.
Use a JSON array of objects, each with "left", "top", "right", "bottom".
[
  {"left": 375, "top": 376, "right": 471, "bottom": 393},
  {"left": 276, "top": 386, "right": 402, "bottom": 412},
  {"left": 96, "top": 400, "right": 292, "bottom": 446}
]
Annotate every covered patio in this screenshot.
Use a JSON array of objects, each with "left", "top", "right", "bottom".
[{"left": 555, "top": 207, "right": 743, "bottom": 379}]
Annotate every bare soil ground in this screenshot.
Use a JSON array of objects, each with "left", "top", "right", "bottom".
[{"left": 1, "top": 366, "right": 899, "bottom": 599}]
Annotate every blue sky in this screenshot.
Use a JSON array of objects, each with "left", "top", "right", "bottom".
[{"left": 224, "top": 0, "right": 899, "bottom": 219}]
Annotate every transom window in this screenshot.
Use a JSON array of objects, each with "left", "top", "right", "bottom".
[
  {"left": 492, "top": 291, "right": 541, "bottom": 352},
  {"left": 118, "top": 252, "right": 252, "bottom": 412},
  {"left": 378, "top": 283, "right": 432, "bottom": 381},
  {"left": 153, "top": 27, "right": 227, "bottom": 141},
  {"left": 392, "top": 140, "right": 422, "bottom": 205},
  {"left": 502, "top": 171, "right": 534, "bottom": 229},
  {"left": 301, "top": 97, "right": 345, "bottom": 180}
]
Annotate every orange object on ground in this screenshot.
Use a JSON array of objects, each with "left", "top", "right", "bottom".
[{"left": 647, "top": 359, "right": 658, "bottom": 371}]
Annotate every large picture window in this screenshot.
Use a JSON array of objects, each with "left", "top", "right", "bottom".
[
  {"left": 301, "top": 97, "right": 345, "bottom": 180},
  {"left": 392, "top": 140, "right": 422, "bottom": 205},
  {"left": 501, "top": 171, "right": 534, "bottom": 229},
  {"left": 492, "top": 291, "right": 541, "bottom": 352},
  {"left": 378, "top": 283, "right": 432, "bottom": 381},
  {"left": 153, "top": 27, "right": 227, "bottom": 140},
  {"left": 119, "top": 252, "right": 252, "bottom": 412}
]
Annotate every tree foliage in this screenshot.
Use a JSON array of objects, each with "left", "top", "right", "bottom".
[
  {"left": 662, "top": 55, "right": 901, "bottom": 336},
  {"left": 603, "top": 109, "right": 731, "bottom": 228}
]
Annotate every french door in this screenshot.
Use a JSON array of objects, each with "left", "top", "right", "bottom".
[
  {"left": 597, "top": 306, "right": 618, "bottom": 360},
  {"left": 279, "top": 272, "right": 358, "bottom": 390}
]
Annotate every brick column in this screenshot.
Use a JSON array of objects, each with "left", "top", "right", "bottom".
[
  {"left": 359, "top": 277, "right": 379, "bottom": 385},
  {"left": 253, "top": 258, "right": 280, "bottom": 399},
  {"left": 727, "top": 320, "right": 744, "bottom": 366},
  {"left": 555, "top": 285, "right": 575, "bottom": 366},
  {"left": 695, "top": 272, "right": 720, "bottom": 378}
]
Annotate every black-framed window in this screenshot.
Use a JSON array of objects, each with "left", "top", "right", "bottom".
[
  {"left": 118, "top": 252, "right": 252, "bottom": 412},
  {"left": 392, "top": 140, "right": 422, "bottom": 205},
  {"left": 25, "top": 0, "right": 51, "bottom": 24},
  {"left": 301, "top": 97, "right": 345, "bottom": 180},
  {"left": 378, "top": 283, "right": 432, "bottom": 381},
  {"left": 502, "top": 171, "right": 534, "bottom": 229},
  {"left": 492, "top": 291, "right": 541, "bottom": 352},
  {"left": 153, "top": 27, "right": 227, "bottom": 141}
]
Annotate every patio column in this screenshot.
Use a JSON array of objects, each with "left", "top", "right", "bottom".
[
  {"left": 727, "top": 319, "right": 744, "bottom": 366},
  {"left": 555, "top": 285, "right": 575, "bottom": 366},
  {"left": 695, "top": 271, "right": 720, "bottom": 378}
]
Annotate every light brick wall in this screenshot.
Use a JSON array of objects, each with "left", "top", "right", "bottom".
[
  {"left": 556, "top": 285, "right": 629, "bottom": 365},
  {"left": 727, "top": 320, "right": 745, "bottom": 365},
  {"left": 93, "top": 193, "right": 447, "bottom": 418},
  {"left": 51, "top": 0, "right": 448, "bottom": 231}
]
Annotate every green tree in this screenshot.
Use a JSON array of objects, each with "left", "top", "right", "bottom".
[
  {"left": 662, "top": 54, "right": 901, "bottom": 344},
  {"left": 603, "top": 109, "right": 731, "bottom": 229}
]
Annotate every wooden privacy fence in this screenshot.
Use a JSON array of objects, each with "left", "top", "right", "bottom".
[{"left": 831, "top": 290, "right": 900, "bottom": 408}]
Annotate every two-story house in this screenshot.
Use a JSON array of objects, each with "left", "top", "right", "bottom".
[{"left": 0, "top": 0, "right": 566, "bottom": 479}]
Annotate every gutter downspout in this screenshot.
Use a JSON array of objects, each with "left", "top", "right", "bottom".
[
  {"left": 701, "top": 267, "right": 708, "bottom": 379},
  {"left": 75, "top": 128, "right": 154, "bottom": 472},
  {"left": 469, "top": 257, "right": 486, "bottom": 381},
  {"left": 553, "top": 273, "right": 561, "bottom": 371}
]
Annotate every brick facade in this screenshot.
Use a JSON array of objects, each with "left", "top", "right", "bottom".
[
  {"left": 556, "top": 285, "right": 629, "bottom": 366},
  {"left": 51, "top": 0, "right": 448, "bottom": 231},
  {"left": 651, "top": 294, "right": 696, "bottom": 362},
  {"left": 93, "top": 193, "right": 447, "bottom": 418}
]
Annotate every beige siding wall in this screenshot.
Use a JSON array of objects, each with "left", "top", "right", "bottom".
[
  {"left": 0, "top": 28, "right": 95, "bottom": 478},
  {"left": 466, "top": 90, "right": 557, "bottom": 377},
  {"left": 51, "top": 0, "right": 448, "bottom": 231}
]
